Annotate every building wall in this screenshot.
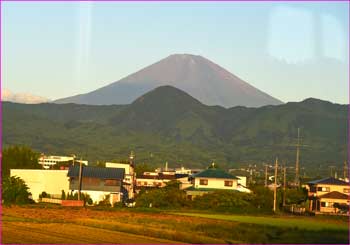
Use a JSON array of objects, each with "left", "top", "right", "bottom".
[
  {"left": 307, "top": 184, "right": 350, "bottom": 197},
  {"left": 69, "top": 177, "right": 121, "bottom": 193},
  {"left": 136, "top": 178, "right": 168, "bottom": 188},
  {"left": 236, "top": 176, "right": 247, "bottom": 187},
  {"left": 70, "top": 190, "right": 121, "bottom": 205},
  {"left": 106, "top": 162, "right": 135, "bottom": 199},
  {"left": 10, "top": 169, "right": 69, "bottom": 202},
  {"left": 319, "top": 197, "right": 349, "bottom": 213},
  {"left": 194, "top": 177, "right": 238, "bottom": 190},
  {"left": 106, "top": 162, "right": 130, "bottom": 175}
]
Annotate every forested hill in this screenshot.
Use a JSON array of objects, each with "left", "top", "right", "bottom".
[{"left": 3, "top": 86, "right": 347, "bottom": 173}]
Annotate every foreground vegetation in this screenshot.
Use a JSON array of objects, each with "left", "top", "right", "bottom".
[{"left": 3, "top": 205, "right": 349, "bottom": 244}]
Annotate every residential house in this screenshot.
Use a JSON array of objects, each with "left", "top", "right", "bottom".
[
  {"left": 68, "top": 165, "right": 125, "bottom": 205},
  {"left": 306, "top": 177, "right": 350, "bottom": 214},
  {"left": 185, "top": 167, "right": 251, "bottom": 200},
  {"left": 136, "top": 171, "right": 190, "bottom": 189}
]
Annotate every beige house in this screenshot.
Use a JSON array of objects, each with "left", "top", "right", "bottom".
[
  {"left": 185, "top": 168, "right": 251, "bottom": 200},
  {"left": 306, "top": 177, "right": 350, "bottom": 214}
]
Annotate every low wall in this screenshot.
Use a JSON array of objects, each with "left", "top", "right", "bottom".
[
  {"left": 41, "top": 198, "right": 62, "bottom": 204},
  {"left": 61, "top": 200, "right": 84, "bottom": 207}
]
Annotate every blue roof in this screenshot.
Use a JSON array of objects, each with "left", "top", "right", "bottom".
[
  {"left": 68, "top": 165, "right": 124, "bottom": 179},
  {"left": 307, "top": 177, "right": 349, "bottom": 186}
]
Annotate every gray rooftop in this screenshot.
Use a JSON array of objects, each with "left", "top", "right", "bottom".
[{"left": 68, "top": 165, "right": 124, "bottom": 179}]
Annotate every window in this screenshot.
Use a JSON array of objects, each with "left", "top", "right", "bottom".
[
  {"left": 105, "top": 179, "right": 119, "bottom": 186},
  {"left": 317, "top": 186, "right": 330, "bottom": 192},
  {"left": 199, "top": 179, "right": 208, "bottom": 185},
  {"left": 224, "top": 181, "right": 233, "bottom": 187},
  {"left": 321, "top": 202, "right": 332, "bottom": 207},
  {"left": 83, "top": 177, "right": 100, "bottom": 185}
]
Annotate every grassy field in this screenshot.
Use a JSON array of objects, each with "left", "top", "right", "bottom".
[
  {"left": 171, "top": 212, "right": 349, "bottom": 231},
  {"left": 2, "top": 205, "right": 349, "bottom": 244}
]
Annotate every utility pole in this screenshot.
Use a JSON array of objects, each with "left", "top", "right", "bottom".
[
  {"left": 283, "top": 165, "right": 286, "bottom": 207},
  {"left": 264, "top": 164, "right": 268, "bottom": 187},
  {"left": 295, "top": 128, "right": 300, "bottom": 186},
  {"left": 273, "top": 157, "right": 278, "bottom": 213},
  {"left": 78, "top": 158, "right": 83, "bottom": 201}
]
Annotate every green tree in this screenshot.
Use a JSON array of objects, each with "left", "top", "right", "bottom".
[
  {"left": 135, "top": 162, "right": 153, "bottom": 177},
  {"left": 250, "top": 185, "right": 274, "bottom": 212},
  {"left": 2, "top": 176, "right": 32, "bottom": 205},
  {"left": 283, "top": 188, "right": 308, "bottom": 205},
  {"left": 2, "top": 145, "right": 40, "bottom": 176}
]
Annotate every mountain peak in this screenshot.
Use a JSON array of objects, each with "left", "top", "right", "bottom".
[
  {"left": 132, "top": 85, "right": 202, "bottom": 108},
  {"left": 166, "top": 53, "right": 204, "bottom": 60},
  {"left": 55, "top": 54, "right": 283, "bottom": 108}
]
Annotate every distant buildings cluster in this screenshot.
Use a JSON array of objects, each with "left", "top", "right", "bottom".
[
  {"left": 10, "top": 153, "right": 251, "bottom": 205},
  {"left": 9, "top": 153, "right": 350, "bottom": 215}
]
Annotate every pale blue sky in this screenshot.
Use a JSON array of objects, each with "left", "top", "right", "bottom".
[{"left": 3, "top": 1, "right": 349, "bottom": 104}]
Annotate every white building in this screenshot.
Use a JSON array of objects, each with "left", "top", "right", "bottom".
[
  {"left": 38, "top": 155, "right": 88, "bottom": 169},
  {"left": 106, "top": 161, "right": 135, "bottom": 199},
  {"left": 10, "top": 169, "right": 70, "bottom": 202}
]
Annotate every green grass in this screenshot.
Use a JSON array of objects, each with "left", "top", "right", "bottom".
[{"left": 171, "top": 212, "right": 349, "bottom": 231}]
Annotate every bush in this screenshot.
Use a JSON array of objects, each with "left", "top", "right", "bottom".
[
  {"left": 39, "top": 191, "right": 50, "bottom": 198},
  {"left": 98, "top": 194, "right": 111, "bottom": 207},
  {"left": 191, "top": 190, "right": 255, "bottom": 213},
  {"left": 61, "top": 190, "right": 66, "bottom": 200},
  {"left": 135, "top": 181, "right": 187, "bottom": 208},
  {"left": 2, "top": 176, "right": 32, "bottom": 205},
  {"left": 283, "top": 188, "right": 308, "bottom": 205},
  {"left": 250, "top": 185, "right": 274, "bottom": 212},
  {"left": 66, "top": 191, "right": 92, "bottom": 205}
]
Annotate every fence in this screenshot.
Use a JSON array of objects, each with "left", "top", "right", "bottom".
[{"left": 41, "top": 198, "right": 62, "bottom": 204}]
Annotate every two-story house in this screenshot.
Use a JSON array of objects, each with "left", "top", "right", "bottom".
[
  {"left": 306, "top": 177, "right": 350, "bottom": 214},
  {"left": 136, "top": 172, "right": 190, "bottom": 189},
  {"left": 68, "top": 165, "right": 125, "bottom": 205},
  {"left": 185, "top": 167, "right": 251, "bottom": 200}
]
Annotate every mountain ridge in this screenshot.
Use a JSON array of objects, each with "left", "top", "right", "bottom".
[
  {"left": 3, "top": 86, "right": 347, "bottom": 173},
  {"left": 54, "top": 54, "right": 283, "bottom": 108}
]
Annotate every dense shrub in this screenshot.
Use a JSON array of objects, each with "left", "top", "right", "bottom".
[
  {"left": 66, "top": 191, "right": 93, "bottom": 205},
  {"left": 191, "top": 190, "right": 255, "bottom": 213},
  {"left": 250, "top": 185, "right": 274, "bottom": 212},
  {"left": 283, "top": 188, "right": 308, "bottom": 205},
  {"left": 2, "top": 176, "right": 32, "bottom": 205},
  {"left": 136, "top": 181, "right": 187, "bottom": 208}
]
